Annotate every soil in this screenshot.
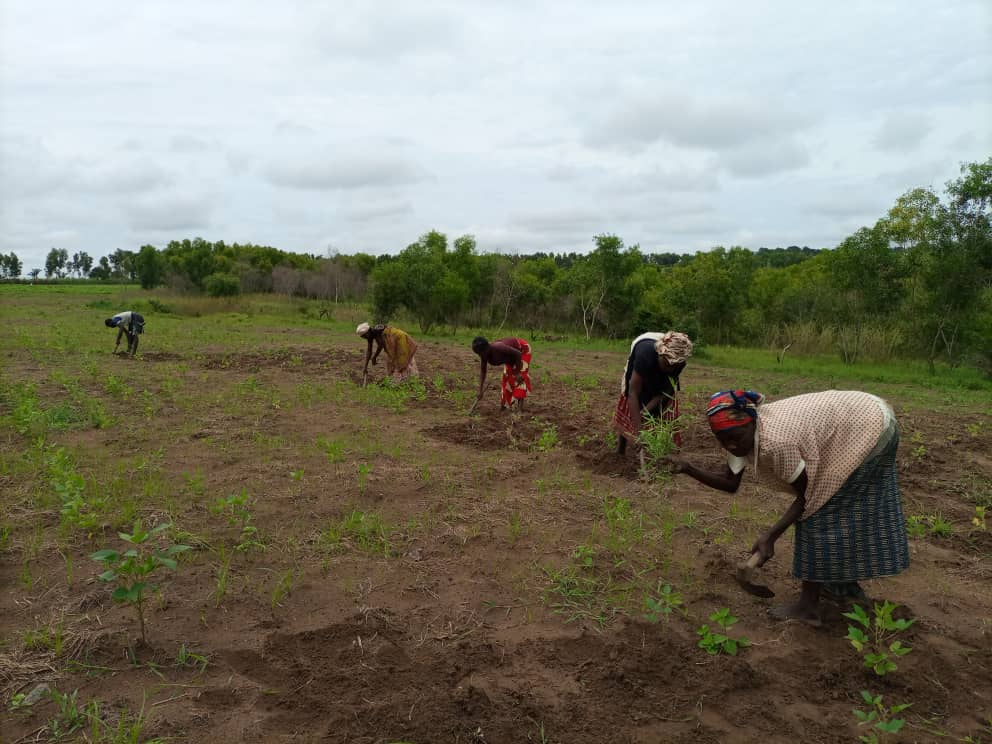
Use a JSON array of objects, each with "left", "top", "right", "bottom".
[{"left": 2, "top": 335, "right": 991, "bottom": 744}]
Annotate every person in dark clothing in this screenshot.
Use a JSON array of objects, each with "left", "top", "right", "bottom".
[
  {"left": 613, "top": 331, "right": 693, "bottom": 455},
  {"left": 104, "top": 311, "right": 145, "bottom": 357}
]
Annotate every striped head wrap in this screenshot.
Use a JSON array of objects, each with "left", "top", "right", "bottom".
[{"left": 707, "top": 389, "right": 764, "bottom": 432}]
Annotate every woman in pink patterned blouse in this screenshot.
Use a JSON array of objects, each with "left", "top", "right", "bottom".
[{"left": 667, "top": 389, "right": 909, "bottom": 626}]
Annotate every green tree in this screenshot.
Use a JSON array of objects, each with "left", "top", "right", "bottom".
[
  {"left": 135, "top": 245, "right": 164, "bottom": 289},
  {"left": 45, "top": 248, "right": 69, "bottom": 278}
]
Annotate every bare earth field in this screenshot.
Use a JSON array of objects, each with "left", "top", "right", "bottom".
[{"left": 1, "top": 288, "right": 991, "bottom": 743}]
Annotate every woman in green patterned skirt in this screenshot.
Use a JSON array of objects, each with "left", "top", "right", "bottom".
[{"left": 667, "top": 389, "right": 909, "bottom": 626}]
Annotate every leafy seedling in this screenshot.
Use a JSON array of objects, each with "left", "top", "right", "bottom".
[
  {"left": 697, "top": 608, "right": 751, "bottom": 656},
  {"left": 91, "top": 521, "right": 190, "bottom": 645},
  {"left": 843, "top": 602, "right": 915, "bottom": 676},
  {"left": 853, "top": 690, "right": 911, "bottom": 743}
]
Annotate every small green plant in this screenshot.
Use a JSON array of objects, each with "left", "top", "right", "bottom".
[
  {"left": 432, "top": 373, "right": 446, "bottom": 392},
  {"left": 911, "top": 444, "right": 927, "bottom": 460},
  {"left": 507, "top": 510, "right": 524, "bottom": 544},
  {"left": 47, "top": 687, "right": 87, "bottom": 739},
  {"left": 843, "top": 602, "right": 915, "bottom": 676},
  {"left": 535, "top": 423, "right": 559, "bottom": 452},
  {"left": 176, "top": 643, "right": 209, "bottom": 672},
  {"left": 906, "top": 515, "right": 927, "bottom": 538},
  {"left": 644, "top": 582, "right": 683, "bottom": 622},
  {"left": 928, "top": 513, "right": 953, "bottom": 537},
  {"left": 210, "top": 489, "right": 265, "bottom": 551},
  {"left": 973, "top": 505, "right": 987, "bottom": 531},
  {"left": 290, "top": 468, "right": 304, "bottom": 482},
  {"left": 271, "top": 569, "right": 295, "bottom": 608},
  {"left": 697, "top": 608, "right": 751, "bottom": 656},
  {"left": 852, "top": 690, "right": 911, "bottom": 743},
  {"left": 357, "top": 462, "right": 371, "bottom": 492},
  {"left": 213, "top": 546, "right": 231, "bottom": 606},
  {"left": 24, "top": 618, "right": 66, "bottom": 656},
  {"left": 90, "top": 522, "right": 190, "bottom": 644},
  {"left": 572, "top": 544, "right": 595, "bottom": 569},
  {"left": 321, "top": 510, "right": 392, "bottom": 556},
  {"left": 316, "top": 436, "right": 346, "bottom": 463}
]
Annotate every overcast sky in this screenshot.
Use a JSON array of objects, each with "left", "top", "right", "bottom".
[{"left": 1, "top": 1, "right": 990, "bottom": 272}]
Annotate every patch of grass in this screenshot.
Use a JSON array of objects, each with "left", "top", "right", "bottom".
[
  {"left": 534, "top": 422, "right": 559, "bottom": 452},
  {"left": 320, "top": 510, "right": 393, "bottom": 557},
  {"left": 316, "top": 436, "right": 346, "bottom": 463}
]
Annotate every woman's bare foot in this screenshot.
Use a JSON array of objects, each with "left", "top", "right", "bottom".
[{"left": 769, "top": 602, "right": 822, "bottom": 627}]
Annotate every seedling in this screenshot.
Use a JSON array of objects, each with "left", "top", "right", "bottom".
[
  {"left": 843, "top": 602, "right": 915, "bottom": 676},
  {"left": 906, "top": 515, "right": 927, "bottom": 538},
  {"left": 211, "top": 489, "right": 265, "bottom": 552},
  {"left": 972, "top": 505, "right": 987, "bottom": 531},
  {"left": 697, "top": 608, "right": 751, "bottom": 656},
  {"left": 852, "top": 690, "right": 911, "bottom": 743},
  {"left": 357, "top": 462, "right": 372, "bottom": 492},
  {"left": 643, "top": 582, "right": 684, "bottom": 623},
  {"left": 928, "top": 514, "right": 953, "bottom": 538},
  {"left": 90, "top": 521, "right": 191, "bottom": 645}
]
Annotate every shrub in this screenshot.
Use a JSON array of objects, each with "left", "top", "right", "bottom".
[{"left": 203, "top": 272, "right": 241, "bottom": 297}]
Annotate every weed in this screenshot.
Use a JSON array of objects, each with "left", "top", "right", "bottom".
[
  {"left": 911, "top": 444, "right": 927, "bottom": 460},
  {"left": 290, "top": 468, "right": 304, "bottom": 482},
  {"left": 697, "top": 608, "right": 751, "bottom": 656},
  {"left": 637, "top": 413, "right": 682, "bottom": 464},
  {"left": 183, "top": 468, "right": 206, "bottom": 498},
  {"left": 271, "top": 569, "right": 295, "bottom": 608},
  {"left": 535, "top": 423, "right": 559, "bottom": 452},
  {"left": 843, "top": 602, "right": 915, "bottom": 676},
  {"left": 602, "top": 497, "right": 644, "bottom": 554},
  {"left": 357, "top": 462, "right": 372, "bottom": 492},
  {"left": 90, "top": 521, "right": 191, "bottom": 644},
  {"left": 681, "top": 511, "right": 699, "bottom": 529},
  {"left": 321, "top": 510, "right": 393, "bottom": 557},
  {"left": 211, "top": 489, "right": 265, "bottom": 551},
  {"left": 432, "top": 373, "right": 446, "bottom": 392},
  {"left": 24, "top": 618, "right": 66, "bottom": 656},
  {"left": 176, "top": 643, "right": 209, "bottom": 672},
  {"left": 316, "top": 435, "right": 346, "bottom": 463},
  {"left": 213, "top": 546, "right": 231, "bottom": 606},
  {"left": 643, "top": 582, "right": 684, "bottom": 622},
  {"left": 48, "top": 447, "right": 104, "bottom": 531},
  {"left": 417, "top": 464, "right": 431, "bottom": 483},
  {"left": 906, "top": 515, "right": 927, "bottom": 539},
  {"left": 507, "top": 511, "right": 524, "bottom": 544},
  {"left": 928, "top": 514, "right": 953, "bottom": 538},
  {"left": 973, "top": 505, "right": 987, "bottom": 531},
  {"left": 852, "top": 690, "right": 911, "bottom": 743},
  {"left": 572, "top": 544, "right": 596, "bottom": 568},
  {"left": 47, "top": 687, "right": 87, "bottom": 739},
  {"left": 542, "top": 564, "right": 628, "bottom": 628}
]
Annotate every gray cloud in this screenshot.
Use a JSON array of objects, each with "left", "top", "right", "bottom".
[
  {"left": 873, "top": 111, "right": 933, "bottom": 152},
  {"left": 584, "top": 92, "right": 813, "bottom": 152},
  {"left": 124, "top": 193, "right": 214, "bottom": 232},
  {"left": 263, "top": 151, "right": 430, "bottom": 191}
]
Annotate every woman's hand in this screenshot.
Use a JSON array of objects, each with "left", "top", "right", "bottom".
[{"left": 751, "top": 533, "right": 776, "bottom": 565}]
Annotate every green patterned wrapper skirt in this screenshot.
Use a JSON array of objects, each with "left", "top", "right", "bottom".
[{"left": 793, "top": 429, "right": 909, "bottom": 582}]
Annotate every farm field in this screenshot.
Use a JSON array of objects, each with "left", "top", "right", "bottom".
[{"left": 1, "top": 285, "right": 991, "bottom": 744}]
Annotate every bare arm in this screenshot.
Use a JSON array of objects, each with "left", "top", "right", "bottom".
[
  {"left": 362, "top": 338, "right": 373, "bottom": 375},
  {"left": 477, "top": 357, "right": 488, "bottom": 400},
  {"left": 115, "top": 327, "right": 124, "bottom": 350},
  {"left": 668, "top": 457, "right": 744, "bottom": 493},
  {"left": 370, "top": 336, "right": 384, "bottom": 365},
  {"left": 629, "top": 372, "right": 645, "bottom": 436},
  {"left": 752, "top": 471, "right": 808, "bottom": 563}
]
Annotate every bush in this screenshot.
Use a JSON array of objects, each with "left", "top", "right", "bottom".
[{"left": 203, "top": 273, "right": 241, "bottom": 297}]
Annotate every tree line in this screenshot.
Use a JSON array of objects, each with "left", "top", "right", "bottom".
[{"left": 6, "top": 159, "right": 989, "bottom": 371}]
